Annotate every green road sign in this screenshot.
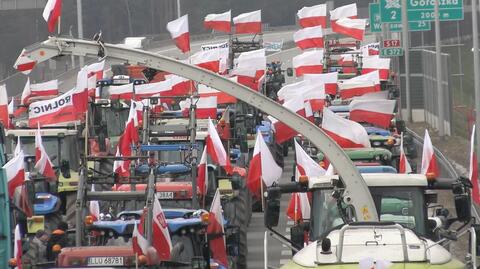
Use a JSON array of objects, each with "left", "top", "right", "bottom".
[
  {"left": 389, "top": 20, "right": 431, "bottom": 31},
  {"left": 380, "top": 0, "right": 463, "bottom": 23},
  {"left": 380, "top": 47, "right": 404, "bottom": 57},
  {"left": 370, "top": 3, "right": 431, "bottom": 32}
]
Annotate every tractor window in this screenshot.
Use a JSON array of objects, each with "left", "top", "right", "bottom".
[
  {"left": 156, "top": 141, "right": 205, "bottom": 164},
  {"left": 311, "top": 190, "right": 346, "bottom": 240},
  {"left": 17, "top": 137, "right": 60, "bottom": 167},
  {"left": 105, "top": 109, "right": 129, "bottom": 138},
  {"left": 370, "top": 186, "right": 426, "bottom": 236}
]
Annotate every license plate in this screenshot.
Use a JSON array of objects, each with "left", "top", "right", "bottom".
[
  {"left": 157, "top": 192, "right": 174, "bottom": 199},
  {"left": 87, "top": 256, "right": 124, "bottom": 266}
]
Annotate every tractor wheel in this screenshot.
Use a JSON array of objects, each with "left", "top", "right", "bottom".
[
  {"left": 239, "top": 188, "right": 252, "bottom": 226},
  {"left": 222, "top": 196, "right": 248, "bottom": 269}
]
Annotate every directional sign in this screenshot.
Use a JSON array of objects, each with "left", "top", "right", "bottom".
[
  {"left": 380, "top": 0, "right": 464, "bottom": 23},
  {"left": 383, "top": 39, "right": 401, "bottom": 48},
  {"left": 370, "top": 3, "right": 431, "bottom": 32},
  {"left": 380, "top": 48, "right": 404, "bottom": 57}
]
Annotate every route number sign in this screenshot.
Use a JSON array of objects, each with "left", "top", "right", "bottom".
[{"left": 383, "top": 39, "right": 401, "bottom": 47}]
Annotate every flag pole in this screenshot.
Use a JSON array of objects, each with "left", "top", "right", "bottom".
[
  {"left": 260, "top": 177, "right": 265, "bottom": 211},
  {"left": 57, "top": 16, "right": 61, "bottom": 35},
  {"left": 135, "top": 253, "right": 139, "bottom": 269}
]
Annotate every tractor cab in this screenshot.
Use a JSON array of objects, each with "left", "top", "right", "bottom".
[{"left": 316, "top": 148, "right": 393, "bottom": 166}]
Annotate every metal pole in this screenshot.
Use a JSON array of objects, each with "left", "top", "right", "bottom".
[
  {"left": 76, "top": 0, "right": 84, "bottom": 67},
  {"left": 473, "top": 0, "right": 480, "bottom": 165},
  {"left": 456, "top": 21, "right": 464, "bottom": 102},
  {"left": 401, "top": 0, "right": 411, "bottom": 122},
  {"left": 434, "top": 0, "right": 445, "bottom": 138},
  {"left": 176, "top": 0, "right": 181, "bottom": 18},
  {"left": 189, "top": 98, "right": 198, "bottom": 209}
]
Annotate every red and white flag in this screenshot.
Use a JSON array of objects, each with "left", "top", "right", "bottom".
[
  {"left": 198, "top": 84, "right": 236, "bottom": 104},
  {"left": 86, "top": 61, "right": 105, "bottom": 97},
  {"left": 332, "top": 18, "right": 366, "bottom": 41},
  {"left": 14, "top": 50, "right": 37, "bottom": 75},
  {"left": 134, "top": 79, "right": 173, "bottom": 100},
  {"left": 362, "top": 56, "right": 391, "bottom": 81},
  {"left": 237, "top": 48, "right": 266, "bottom": 80},
  {"left": 204, "top": 10, "right": 231, "bottom": 33},
  {"left": 349, "top": 99, "right": 396, "bottom": 129},
  {"left": 304, "top": 72, "right": 338, "bottom": 96},
  {"left": 297, "top": 4, "right": 327, "bottom": 28},
  {"left": 232, "top": 66, "right": 257, "bottom": 90},
  {"left": 28, "top": 88, "right": 82, "bottom": 127},
  {"left": 197, "top": 145, "right": 208, "bottom": 196},
  {"left": 190, "top": 49, "right": 221, "bottom": 73},
  {"left": 247, "top": 132, "right": 282, "bottom": 198},
  {"left": 208, "top": 190, "right": 228, "bottom": 267},
  {"left": 42, "top": 0, "right": 62, "bottom": 32},
  {"left": 420, "top": 129, "right": 439, "bottom": 177},
  {"left": 233, "top": 10, "right": 262, "bottom": 34},
  {"left": 132, "top": 222, "right": 148, "bottom": 256},
  {"left": 3, "top": 150, "right": 25, "bottom": 199},
  {"left": 322, "top": 107, "right": 370, "bottom": 148},
  {"left": 207, "top": 118, "right": 233, "bottom": 174},
  {"left": 20, "top": 78, "right": 31, "bottom": 105},
  {"left": 73, "top": 66, "right": 89, "bottom": 116},
  {"left": 292, "top": 50, "right": 324, "bottom": 77},
  {"left": 13, "top": 224, "right": 22, "bottom": 269},
  {"left": 338, "top": 70, "right": 380, "bottom": 99},
  {"left": 113, "top": 104, "right": 139, "bottom": 178},
  {"left": 270, "top": 97, "right": 307, "bottom": 144},
  {"left": 330, "top": 3, "right": 357, "bottom": 27},
  {"left": 108, "top": 83, "right": 134, "bottom": 100},
  {"left": 294, "top": 26, "right": 324, "bottom": 50},
  {"left": 34, "top": 126, "right": 56, "bottom": 181},
  {"left": 278, "top": 80, "right": 325, "bottom": 112},
  {"left": 361, "top": 43, "right": 380, "bottom": 56},
  {"left": 353, "top": 90, "right": 389, "bottom": 100},
  {"left": 87, "top": 185, "right": 100, "bottom": 222},
  {"left": 399, "top": 132, "right": 412, "bottom": 174},
  {"left": 30, "top": 79, "right": 59, "bottom": 97},
  {"left": 0, "top": 85, "right": 8, "bottom": 127},
  {"left": 164, "top": 75, "right": 194, "bottom": 97},
  {"left": 152, "top": 196, "right": 172, "bottom": 260},
  {"left": 294, "top": 139, "right": 326, "bottom": 178},
  {"left": 180, "top": 96, "right": 217, "bottom": 119},
  {"left": 167, "top": 14, "right": 190, "bottom": 53},
  {"left": 470, "top": 126, "right": 480, "bottom": 204}
]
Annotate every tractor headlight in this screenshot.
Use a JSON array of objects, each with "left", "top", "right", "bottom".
[{"left": 373, "top": 141, "right": 381, "bottom": 146}]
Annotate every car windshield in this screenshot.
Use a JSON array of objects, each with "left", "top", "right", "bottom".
[{"left": 310, "top": 186, "right": 426, "bottom": 240}]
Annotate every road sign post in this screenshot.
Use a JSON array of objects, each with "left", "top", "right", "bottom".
[
  {"left": 402, "top": 0, "right": 411, "bottom": 122},
  {"left": 435, "top": 0, "right": 445, "bottom": 138},
  {"left": 472, "top": 0, "right": 480, "bottom": 163}
]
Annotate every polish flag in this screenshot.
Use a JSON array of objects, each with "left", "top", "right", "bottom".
[
  {"left": 34, "top": 126, "right": 56, "bottom": 181},
  {"left": 190, "top": 49, "right": 221, "bottom": 73},
  {"left": 337, "top": 53, "right": 357, "bottom": 74},
  {"left": 167, "top": 14, "right": 190, "bottom": 53},
  {"left": 0, "top": 85, "right": 8, "bottom": 127},
  {"left": 180, "top": 96, "right": 217, "bottom": 119},
  {"left": 3, "top": 150, "right": 25, "bottom": 199},
  {"left": 292, "top": 50, "right": 324, "bottom": 77},
  {"left": 278, "top": 80, "right": 325, "bottom": 112},
  {"left": 247, "top": 132, "right": 282, "bottom": 199},
  {"left": 237, "top": 48, "right": 266, "bottom": 80},
  {"left": 14, "top": 50, "right": 37, "bottom": 75},
  {"left": 304, "top": 72, "right": 338, "bottom": 96},
  {"left": 86, "top": 61, "right": 105, "bottom": 97},
  {"left": 208, "top": 190, "right": 228, "bottom": 267},
  {"left": 233, "top": 10, "right": 262, "bottom": 34},
  {"left": 233, "top": 65, "right": 260, "bottom": 91},
  {"left": 197, "top": 146, "right": 208, "bottom": 196},
  {"left": 470, "top": 126, "right": 480, "bottom": 204},
  {"left": 28, "top": 88, "right": 82, "bottom": 127},
  {"left": 329, "top": 3, "right": 357, "bottom": 28},
  {"left": 399, "top": 132, "right": 412, "bottom": 174},
  {"left": 165, "top": 75, "right": 194, "bottom": 97},
  {"left": 113, "top": 104, "right": 139, "bottom": 178},
  {"left": 297, "top": 4, "right": 327, "bottom": 28},
  {"left": 135, "top": 79, "right": 172, "bottom": 100},
  {"left": 8, "top": 98, "right": 15, "bottom": 115},
  {"left": 204, "top": 10, "right": 231, "bottom": 33},
  {"left": 277, "top": 80, "right": 307, "bottom": 102},
  {"left": 152, "top": 196, "right": 172, "bottom": 260},
  {"left": 20, "top": 78, "right": 31, "bottom": 105},
  {"left": 348, "top": 99, "right": 396, "bottom": 129},
  {"left": 30, "top": 79, "right": 59, "bottom": 97},
  {"left": 322, "top": 107, "right": 370, "bottom": 148},
  {"left": 108, "top": 83, "right": 134, "bottom": 100},
  {"left": 89, "top": 184, "right": 100, "bottom": 221},
  {"left": 361, "top": 43, "right": 380, "bottom": 56},
  {"left": 287, "top": 192, "right": 311, "bottom": 222},
  {"left": 73, "top": 67, "right": 89, "bottom": 117},
  {"left": 332, "top": 18, "right": 366, "bottom": 41},
  {"left": 420, "top": 129, "right": 439, "bottom": 177},
  {"left": 352, "top": 90, "right": 389, "bottom": 100},
  {"left": 294, "top": 139, "right": 326, "bottom": 178},
  {"left": 270, "top": 97, "right": 307, "bottom": 144},
  {"left": 112, "top": 148, "right": 127, "bottom": 177},
  {"left": 198, "top": 84, "right": 236, "bottom": 104},
  {"left": 13, "top": 224, "right": 22, "bottom": 269},
  {"left": 362, "top": 56, "right": 391, "bottom": 80},
  {"left": 42, "top": 0, "right": 62, "bottom": 33},
  {"left": 294, "top": 26, "right": 324, "bottom": 50},
  {"left": 338, "top": 70, "right": 380, "bottom": 99},
  {"left": 132, "top": 222, "right": 148, "bottom": 256},
  {"left": 207, "top": 118, "right": 233, "bottom": 174}
]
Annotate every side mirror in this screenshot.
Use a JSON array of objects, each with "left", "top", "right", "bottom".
[
  {"left": 396, "top": 120, "right": 406, "bottom": 133},
  {"left": 264, "top": 188, "right": 281, "bottom": 227},
  {"left": 60, "top": 160, "right": 71, "bottom": 179},
  {"left": 286, "top": 68, "right": 293, "bottom": 77},
  {"left": 452, "top": 180, "right": 472, "bottom": 222}
]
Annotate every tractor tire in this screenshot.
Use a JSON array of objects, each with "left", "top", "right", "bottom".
[
  {"left": 283, "top": 143, "right": 289, "bottom": 157},
  {"left": 222, "top": 196, "right": 248, "bottom": 269}
]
